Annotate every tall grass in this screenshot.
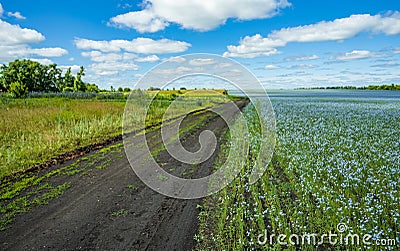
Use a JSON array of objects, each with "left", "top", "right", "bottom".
[
  {"left": 0, "top": 98, "right": 126, "bottom": 178},
  {"left": 1, "top": 90, "right": 230, "bottom": 179}
]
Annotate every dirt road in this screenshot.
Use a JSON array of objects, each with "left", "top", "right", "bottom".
[{"left": 0, "top": 100, "right": 248, "bottom": 251}]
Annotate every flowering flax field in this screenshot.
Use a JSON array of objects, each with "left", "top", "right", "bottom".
[{"left": 197, "top": 90, "right": 399, "bottom": 250}]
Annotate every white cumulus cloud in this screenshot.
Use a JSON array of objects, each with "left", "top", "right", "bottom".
[
  {"left": 109, "top": 0, "right": 291, "bottom": 32},
  {"left": 189, "top": 58, "right": 217, "bottom": 66},
  {"left": 0, "top": 45, "right": 67, "bottom": 61},
  {"left": 110, "top": 9, "right": 169, "bottom": 33},
  {"left": 75, "top": 37, "right": 191, "bottom": 54},
  {"left": 81, "top": 50, "right": 137, "bottom": 62},
  {"left": 27, "top": 48, "right": 68, "bottom": 57},
  {"left": 290, "top": 64, "right": 318, "bottom": 69},
  {"left": 0, "top": 19, "right": 44, "bottom": 45},
  {"left": 167, "top": 56, "right": 186, "bottom": 63},
  {"left": 0, "top": 45, "right": 68, "bottom": 63},
  {"left": 59, "top": 65, "right": 82, "bottom": 75},
  {"left": 0, "top": 3, "right": 26, "bottom": 19},
  {"left": 80, "top": 50, "right": 142, "bottom": 76},
  {"left": 225, "top": 12, "right": 400, "bottom": 58},
  {"left": 265, "top": 64, "right": 280, "bottom": 69},
  {"left": 224, "top": 34, "right": 283, "bottom": 58},
  {"left": 285, "top": 55, "right": 319, "bottom": 61},
  {"left": 7, "top": 11, "right": 26, "bottom": 20},
  {"left": 29, "top": 58, "right": 54, "bottom": 65},
  {"left": 89, "top": 62, "right": 139, "bottom": 76},
  {"left": 0, "top": 19, "right": 68, "bottom": 63},
  {"left": 336, "top": 50, "right": 387, "bottom": 61},
  {"left": 135, "top": 55, "right": 160, "bottom": 62}
]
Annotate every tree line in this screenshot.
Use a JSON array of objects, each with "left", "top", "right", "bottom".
[
  {"left": 364, "top": 84, "right": 400, "bottom": 90},
  {"left": 0, "top": 59, "right": 101, "bottom": 97},
  {"left": 298, "top": 84, "right": 400, "bottom": 91}
]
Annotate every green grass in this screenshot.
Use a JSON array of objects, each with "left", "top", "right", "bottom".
[
  {"left": 127, "top": 184, "right": 139, "bottom": 190},
  {"left": 0, "top": 97, "right": 126, "bottom": 178},
  {"left": 99, "top": 143, "right": 124, "bottom": 154},
  {"left": 1, "top": 90, "right": 231, "bottom": 179},
  {"left": 0, "top": 182, "right": 70, "bottom": 231},
  {"left": 157, "top": 174, "right": 169, "bottom": 181},
  {"left": 111, "top": 209, "right": 129, "bottom": 217}
]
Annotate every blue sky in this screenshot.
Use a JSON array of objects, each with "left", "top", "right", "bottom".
[{"left": 0, "top": 0, "right": 399, "bottom": 89}]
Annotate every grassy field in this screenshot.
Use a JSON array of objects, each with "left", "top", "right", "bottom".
[
  {"left": 0, "top": 89, "right": 230, "bottom": 179},
  {"left": 0, "top": 97, "right": 126, "bottom": 178},
  {"left": 197, "top": 91, "right": 399, "bottom": 250}
]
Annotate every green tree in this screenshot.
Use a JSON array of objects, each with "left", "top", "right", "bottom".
[
  {"left": 0, "top": 59, "right": 42, "bottom": 92},
  {"left": 44, "top": 64, "right": 62, "bottom": 92},
  {"left": 60, "top": 67, "right": 75, "bottom": 91},
  {"left": 0, "top": 67, "right": 7, "bottom": 92},
  {"left": 73, "top": 66, "right": 86, "bottom": 92},
  {"left": 0, "top": 59, "right": 68, "bottom": 93},
  {"left": 0, "top": 59, "right": 95, "bottom": 94}
]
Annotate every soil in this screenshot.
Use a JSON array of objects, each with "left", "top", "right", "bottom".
[{"left": 0, "top": 100, "right": 248, "bottom": 251}]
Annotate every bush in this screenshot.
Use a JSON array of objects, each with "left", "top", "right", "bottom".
[
  {"left": 9, "top": 81, "right": 28, "bottom": 98},
  {"left": 27, "top": 91, "right": 127, "bottom": 100},
  {"left": 86, "top": 84, "right": 100, "bottom": 93}
]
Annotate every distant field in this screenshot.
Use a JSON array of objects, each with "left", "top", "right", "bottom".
[{"left": 0, "top": 89, "right": 230, "bottom": 179}]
